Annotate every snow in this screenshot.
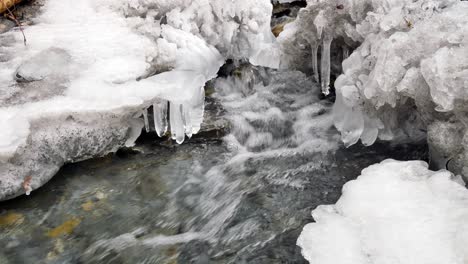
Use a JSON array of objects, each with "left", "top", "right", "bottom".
[
  {"left": 0, "top": 0, "right": 278, "bottom": 155},
  {"left": 298, "top": 159, "right": 468, "bottom": 264},
  {"left": 0, "top": 0, "right": 277, "bottom": 200},
  {"left": 0, "top": 112, "right": 29, "bottom": 160},
  {"left": 0, "top": 0, "right": 220, "bottom": 157}
]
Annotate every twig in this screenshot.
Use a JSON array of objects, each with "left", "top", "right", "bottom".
[{"left": 5, "top": 5, "right": 27, "bottom": 46}]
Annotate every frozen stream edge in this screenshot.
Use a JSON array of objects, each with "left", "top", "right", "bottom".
[{"left": 0, "top": 0, "right": 280, "bottom": 200}]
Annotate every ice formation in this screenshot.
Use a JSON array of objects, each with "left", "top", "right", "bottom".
[
  {"left": 297, "top": 159, "right": 468, "bottom": 264},
  {"left": 279, "top": 0, "right": 468, "bottom": 175},
  {"left": 0, "top": 0, "right": 278, "bottom": 200},
  {"left": 153, "top": 99, "right": 168, "bottom": 137}
]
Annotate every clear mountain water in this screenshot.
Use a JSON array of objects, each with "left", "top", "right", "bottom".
[{"left": 0, "top": 70, "right": 427, "bottom": 264}]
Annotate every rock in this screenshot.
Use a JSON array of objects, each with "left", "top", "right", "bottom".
[
  {"left": 0, "top": 19, "right": 15, "bottom": 34},
  {"left": 15, "top": 47, "right": 72, "bottom": 82}
]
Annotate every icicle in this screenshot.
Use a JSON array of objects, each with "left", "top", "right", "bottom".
[
  {"left": 311, "top": 43, "right": 320, "bottom": 83},
  {"left": 170, "top": 102, "right": 185, "bottom": 144},
  {"left": 314, "top": 10, "right": 326, "bottom": 39},
  {"left": 342, "top": 46, "right": 350, "bottom": 60},
  {"left": 153, "top": 100, "right": 168, "bottom": 137},
  {"left": 320, "top": 35, "right": 333, "bottom": 95},
  {"left": 182, "top": 104, "right": 193, "bottom": 139},
  {"left": 142, "top": 108, "right": 150, "bottom": 133},
  {"left": 189, "top": 87, "right": 205, "bottom": 134}
]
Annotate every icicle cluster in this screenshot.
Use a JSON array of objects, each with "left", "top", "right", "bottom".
[
  {"left": 278, "top": 0, "right": 359, "bottom": 95},
  {"left": 141, "top": 87, "right": 205, "bottom": 144}
]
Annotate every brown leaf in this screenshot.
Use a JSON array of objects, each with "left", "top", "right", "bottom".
[
  {"left": 0, "top": 0, "right": 22, "bottom": 14},
  {"left": 46, "top": 217, "right": 81, "bottom": 238}
]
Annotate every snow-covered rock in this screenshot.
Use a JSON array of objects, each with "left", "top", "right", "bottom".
[
  {"left": 0, "top": 0, "right": 277, "bottom": 200},
  {"left": 279, "top": 0, "right": 468, "bottom": 175},
  {"left": 298, "top": 159, "right": 468, "bottom": 264}
]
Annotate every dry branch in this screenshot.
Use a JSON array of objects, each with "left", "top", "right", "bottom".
[{"left": 1, "top": 0, "right": 27, "bottom": 45}]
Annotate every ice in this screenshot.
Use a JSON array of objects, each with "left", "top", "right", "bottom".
[
  {"left": 187, "top": 87, "right": 205, "bottom": 134},
  {"left": 332, "top": 91, "right": 364, "bottom": 147},
  {"left": 170, "top": 102, "right": 185, "bottom": 144},
  {"left": 278, "top": 0, "right": 468, "bottom": 175},
  {"left": 125, "top": 119, "right": 145, "bottom": 148},
  {"left": 320, "top": 36, "right": 332, "bottom": 95},
  {"left": 0, "top": 0, "right": 278, "bottom": 200},
  {"left": 153, "top": 100, "right": 168, "bottom": 137},
  {"left": 142, "top": 109, "right": 150, "bottom": 133},
  {"left": 311, "top": 43, "right": 319, "bottom": 83},
  {"left": 298, "top": 159, "right": 468, "bottom": 264},
  {"left": 421, "top": 46, "right": 468, "bottom": 112},
  {"left": 182, "top": 104, "right": 193, "bottom": 139}
]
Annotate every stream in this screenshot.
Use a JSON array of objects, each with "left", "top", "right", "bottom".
[{"left": 0, "top": 70, "right": 427, "bottom": 264}]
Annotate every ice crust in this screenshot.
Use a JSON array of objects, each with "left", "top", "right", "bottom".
[
  {"left": 298, "top": 159, "right": 468, "bottom": 264},
  {"left": 279, "top": 0, "right": 468, "bottom": 174},
  {"left": 0, "top": 0, "right": 277, "bottom": 200}
]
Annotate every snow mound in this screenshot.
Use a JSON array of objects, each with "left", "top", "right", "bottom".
[
  {"left": 298, "top": 159, "right": 468, "bottom": 264},
  {"left": 0, "top": 0, "right": 276, "bottom": 200}
]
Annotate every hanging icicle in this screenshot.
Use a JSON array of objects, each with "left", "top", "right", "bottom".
[
  {"left": 170, "top": 101, "right": 185, "bottom": 144},
  {"left": 189, "top": 87, "right": 205, "bottom": 134},
  {"left": 320, "top": 35, "right": 333, "bottom": 95},
  {"left": 153, "top": 100, "right": 168, "bottom": 137},
  {"left": 150, "top": 88, "right": 205, "bottom": 143},
  {"left": 311, "top": 42, "right": 320, "bottom": 83},
  {"left": 142, "top": 108, "right": 150, "bottom": 133},
  {"left": 182, "top": 104, "right": 193, "bottom": 139}
]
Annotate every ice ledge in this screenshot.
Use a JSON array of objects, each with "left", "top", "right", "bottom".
[{"left": 0, "top": 0, "right": 277, "bottom": 200}]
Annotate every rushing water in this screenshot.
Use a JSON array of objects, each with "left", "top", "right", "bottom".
[{"left": 0, "top": 70, "right": 427, "bottom": 264}]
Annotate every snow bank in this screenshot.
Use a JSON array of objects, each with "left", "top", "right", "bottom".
[
  {"left": 0, "top": 0, "right": 277, "bottom": 200},
  {"left": 279, "top": 0, "right": 468, "bottom": 175},
  {"left": 298, "top": 159, "right": 468, "bottom": 264}
]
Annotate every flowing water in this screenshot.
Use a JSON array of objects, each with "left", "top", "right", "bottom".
[{"left": 0, "top": 70, "right": 427, "bottom": 264}]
